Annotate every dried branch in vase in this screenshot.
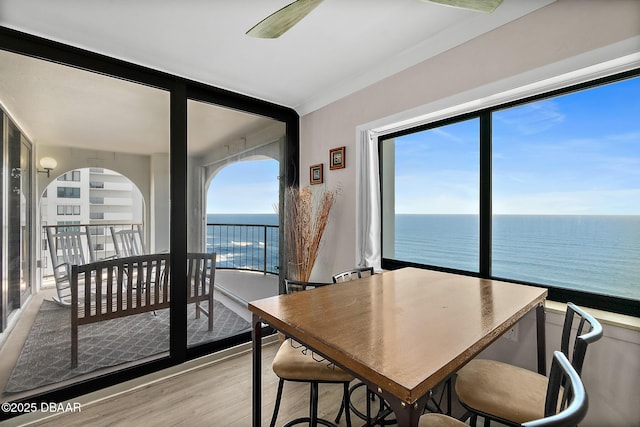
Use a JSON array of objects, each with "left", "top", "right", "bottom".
[{"left": 285, "top": 186, "right": 339, "bottom": 282}]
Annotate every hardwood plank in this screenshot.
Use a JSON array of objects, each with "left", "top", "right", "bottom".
[{"left": 22, "top": 342, "right": 359, "bottom": 426}]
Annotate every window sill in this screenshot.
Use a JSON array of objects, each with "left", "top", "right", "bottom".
[{"left": 545, "top": 300, "right": 640, "bottom": 332}]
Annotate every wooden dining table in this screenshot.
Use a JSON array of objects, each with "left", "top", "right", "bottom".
[{"left": 249, "top": 267, "right": 548, "bottom": 426}]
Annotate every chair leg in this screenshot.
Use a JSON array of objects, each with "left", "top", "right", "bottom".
[
  {"left": 343, "top": 383, "right": 352, "bottom": 427},
  {"left": 470, "top": 413, "right": 477, "bottom": 427},
  {"left": 334, "top": 382, "right": 351, "bottom": 427},
  {"left": 484, "top": 416, "right": 491, "bottom": 427},
  {"left": 334, "top": 393, "right": 344, "bottom": 423},
  {"left": 275, "top": 380, "right": 349, "bottom": 427},
  {"left": 366, "top": 388, "right": 372, "bottom": 424},
  {"left": 270, "top": 378, "right": 285, "bottom": 427},
  {"left": 310, "top": 382, "right": 319, "bottom": 426}
]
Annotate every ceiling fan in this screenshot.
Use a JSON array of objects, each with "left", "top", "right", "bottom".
[{"left": 246, "top": 0, "right": 503, "bottom": 38}]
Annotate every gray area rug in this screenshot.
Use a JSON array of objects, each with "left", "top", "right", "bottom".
[{"left": 5, "top": 299, "right": 250, "bottom": 393}]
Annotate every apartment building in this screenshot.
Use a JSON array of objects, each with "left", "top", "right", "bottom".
[{"left": 40, "top": 168, "right": 143, "bottom": 275}]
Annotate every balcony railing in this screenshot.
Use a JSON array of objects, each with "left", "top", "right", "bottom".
[
  {"left": 42, "top": 222, "right": 279, "bottom": 277},
  {"left": 41, "top": 223, "right": 142, "bottom": 273},
  {"left": 206, "top": 223, "right": 279, "bottom": 275}
]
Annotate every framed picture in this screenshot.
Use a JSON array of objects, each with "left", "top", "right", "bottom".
[
  {"left": 330, "top": 146, "right": 345, "bottom": 170},
  {"left": 310, "top": 163, "right": 323, "bottom": 185}
]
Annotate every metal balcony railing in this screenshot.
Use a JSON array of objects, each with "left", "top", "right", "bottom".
[
  {"left": 206, "top": 223, "right": 279, "bottom": 275},
  {"left": 41, "top": 222, "right": 279, "bottom": 277},
  {"left": 41, "top": 223, "right": 143, "bottom": 273}
]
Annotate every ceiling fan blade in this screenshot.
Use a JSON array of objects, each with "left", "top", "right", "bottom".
[
  {"left": 246, "top": 0, "right": 324, "bottom": 38},
  {"left": 423, "top": 0, "right": 503, "bottom": 13}
]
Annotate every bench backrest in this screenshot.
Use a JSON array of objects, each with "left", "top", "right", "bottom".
[
  {"left": 187, "top": 252, "right": 216, "bottom": 303},
  {"left": 71, "top": 253, "right": 171, "bottom": 324},
  {"left": 71, "top": 252, "right": 216, "bottom": 323},
  {"left": 70, "top": 252, "right": 216, "bottom": 368}
]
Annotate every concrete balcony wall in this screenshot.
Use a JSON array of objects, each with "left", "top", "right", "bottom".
[
  {"left": 90, "top": 181, "right": 132, "bottom": 192},
  {"left": 100, "top": 197, "right": 133, "bottom": 206}
]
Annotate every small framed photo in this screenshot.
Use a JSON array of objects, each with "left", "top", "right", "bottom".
[
  {"left": 330, "top": 146, "right": 345, "bottom": 170},
  {"left": 310, "top": 163, "right": 323, "bottom": 185}
]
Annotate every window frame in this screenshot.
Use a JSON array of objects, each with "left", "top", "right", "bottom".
[{"left": 380, "top": 68, "right": 640, "bottom": 317}]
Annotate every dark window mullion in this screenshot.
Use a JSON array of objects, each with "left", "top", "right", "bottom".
[
  {"left": 479, "top": 112, "right": 492, "bottom": 278},
  {"left": 170, "top": 81, "right": 188, "bottom": 362}
]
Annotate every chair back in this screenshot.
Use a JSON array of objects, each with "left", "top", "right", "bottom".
[
  {"left": 46, "top": 225, "right": 95, "bottom": 267},
  {"left": 284, "top": 279, "right": 332, "bottom": 294},
  {"left": 110, "top": 225, "right": 147, "bottom": 258},
  {"left": 332, "top": 266, "right": 374, "bottom": 283},
  {"left": 45, "top": 225, "right": 97, "bottom": 305},
  {"left": 522, "top": 351, "right": 588, "bottom": 427},
  {"left": 560, "top": 303, "right": 603, "bottom": 375}
]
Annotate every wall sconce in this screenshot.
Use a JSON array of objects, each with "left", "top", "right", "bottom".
[{"left": 38, "top": 157, "right": 57, "bottom": 178}]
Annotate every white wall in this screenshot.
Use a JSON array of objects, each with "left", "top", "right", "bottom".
[{"left": 299, "top": 1, "right": 640, "bottom": 425}]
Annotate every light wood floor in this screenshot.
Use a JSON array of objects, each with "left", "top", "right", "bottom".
[{"left": 6, "top": 340, "right": 372, "bottom": 427}]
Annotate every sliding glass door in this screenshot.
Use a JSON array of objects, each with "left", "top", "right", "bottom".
[
  {"left": 0, "top": 28, "right": 297, "bottom": 415},
  {"left": 185, "top": 98, "right": 285, "bottom": 349},
  {"left": 0, "top": 48, "right": 172, "bottom": 397},
  {"left": 1, "top": 111, "right": 33, "bottom": 331}
]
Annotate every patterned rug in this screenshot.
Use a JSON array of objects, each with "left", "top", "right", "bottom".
[{"left": 5, "top": 299, "right": 250, "bottom": 393}]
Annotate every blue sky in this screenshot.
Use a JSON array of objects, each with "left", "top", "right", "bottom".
[
  {"left": 207, "top": 76, "right": 640, "bottom": 216},
  {"left": 394, "top": 76, "right": 640, "bottom": 215},
  {"left": 206, "top": 159, "right": 279, "bottom": 214}
]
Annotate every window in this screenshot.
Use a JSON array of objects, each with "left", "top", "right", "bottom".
[
  {"left": 56, "top": 221, "right": 81, "bottom": 232},
  {"left": 57, "top": 170, "right": 80, "bottom": 181},
  {"left": 56, "top": 205, "right": 80, "bottom": 215},
  {"left": 380, "top": 72, "right": 640, "bottom": 315},
  {"left": 492, "top": 77, "right": 640, "bottom": 301},
  {"left": 57, "top": 186, "right": 80, "bottom": 198},
  {"left": 381, "top": 118, "right": 479, "bottom": 272}
]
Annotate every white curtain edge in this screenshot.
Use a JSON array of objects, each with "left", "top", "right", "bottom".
[{"left": 355, "top": 129, "right": 382, "bottom": 272}]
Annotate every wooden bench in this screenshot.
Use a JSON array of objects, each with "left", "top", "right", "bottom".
[{"left": 70, "top": 252, "right": 216, "bottom": 368}]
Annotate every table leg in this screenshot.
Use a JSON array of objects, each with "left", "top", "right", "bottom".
[
  {"left": 381, "top": 392, "right": 430, "bottom": 427},
  {"left": 252, "top": 313, "right": 262, "bottom": 427},
  {"left": 536, "top": 303, "right": 546, "bottom": 375}
]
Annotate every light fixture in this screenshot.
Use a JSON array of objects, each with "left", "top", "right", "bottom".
[{"left": 38, "top": 157, "right": 57, "bottom": 178}]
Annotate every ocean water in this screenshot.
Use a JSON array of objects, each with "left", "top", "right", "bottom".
[
  {"left": 394, "top": 214, "right": 640, "bottom": 300},
  {"left": 206, "top": 214, "right": 279, "bottom": 272},
  {"left": 207, "top": 213, "right": 278, "bottom": 226},
  {"left": 206, "top": 213, "right": 640, "bottom": 300}
]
